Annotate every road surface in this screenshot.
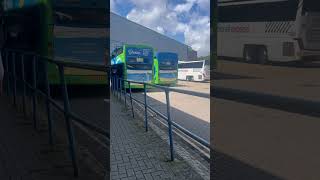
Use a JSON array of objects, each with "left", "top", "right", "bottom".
[{"left": 212, "top": 59, "right": 320, "bottom": 179}]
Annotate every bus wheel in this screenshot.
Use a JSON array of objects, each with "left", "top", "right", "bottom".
[
  {"left": 243, "top": 46, "right": 254, "bottom": 63},
  {"left": 257, "top": 46, "right": 268, "bottom": 64}
]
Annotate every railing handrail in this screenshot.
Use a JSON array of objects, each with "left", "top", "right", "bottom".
[
  {"left": 3, "top": 48, "right": 110, "bottom": 177},
  {"left": 119, "top": 78, "right": 209, "bottom": 98},
  {"left": 5, "top": 48, "right": 110, "bottom": 72},
  {"left": 110, "top": 75, "right": 210, "bottom": 161}
]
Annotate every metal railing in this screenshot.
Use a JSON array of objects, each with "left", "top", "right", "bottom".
[
  {"left": 2, "top": 49, "right": 109, "bottom": 177},
  {"left": 110, "top": 75, "right": 210, "bottom": 161}
]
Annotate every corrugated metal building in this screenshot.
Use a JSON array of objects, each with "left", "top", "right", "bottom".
[{"left": 110, "top": 12, "right": 197, "bottom": 61}]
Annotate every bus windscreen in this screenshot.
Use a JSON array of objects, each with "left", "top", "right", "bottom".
[{"left": 159, "top": 60, "right": 177, "bottom": 70}]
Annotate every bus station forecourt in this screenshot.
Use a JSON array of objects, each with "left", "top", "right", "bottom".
[{"left": 110, "top": 43, "right": 211, "bottom": 179}]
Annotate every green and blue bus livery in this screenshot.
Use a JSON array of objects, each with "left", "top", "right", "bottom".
[
  {"left": 2, "top": 0, "right": 108, "bottom": 86},
  {"left": 111, "top": 44, "right": 154, "bottom": 89},
  {"left": 153, "top": 52, "right": 178, "bottom": 86}
]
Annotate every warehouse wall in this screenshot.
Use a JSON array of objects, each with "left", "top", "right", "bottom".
[{"left": 110, "top": 12, "right": 197, "bottom": 61}]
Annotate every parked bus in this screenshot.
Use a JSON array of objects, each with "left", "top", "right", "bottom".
[
  {"left": 2, "top": 0, "right": 107, "bottom": 86},
  {"left": 217, "top": 0, "right": 320, "bottom": 64},
  {"left": 178, "top": 60, "right": 210, "bottom": 82},
  {"left": 111, "top": 44, "right": 154, "bottom": 88},
  {"left": 153, "top": 52, "right": 178, "bottom": 86}
]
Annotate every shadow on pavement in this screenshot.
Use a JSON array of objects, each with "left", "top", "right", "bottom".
[
  {"left": 211, "top": 150, "right": 283, "bottom": 180},
  {"left": 212, "top": 72, "right": 260, "bottom": 80}
]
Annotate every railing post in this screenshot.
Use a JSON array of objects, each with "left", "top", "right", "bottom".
[
  {"left": 44, "top": 60, "right": 53, "bottom": 145},
  {"left": 114, "top": 76, "right": 117, "bottom": 95},
  {"left": 32, "top": 55, "right": 37, "bottom": 130},
  {"left": 144, "top": 83, "right": 148, "bottom": 132},
  {"left": 114, "top": 76, "right": 116, "bottom": 94},
  {"left": 12, "top": 52, "right": 17, "bottom": 107},
  {"left": 5, "top": 51, "right": 10, "bottom": 96},
  {"left": 165, "top": 89, "right": 174, "bottom": 161},
  {"left": 129, "top": 81, "right": 134, "bottom": 118},
  {"left": 111, "top": 75, "right": 113, "bottom": 93},
  {"left": 119, "top": 78, "right": 122, "bottom": 100},
  {"left": 58, "top": 64, "right": 79, "bottom": 177},
  {"left": 117, "top": 77, "right": 120, "bottom": 99},
  {"left": 124, "top": 80, "right": 127, "bottom": 107},
  {"left": 21, "top": 54, "right": 26, "bottom": 118}
]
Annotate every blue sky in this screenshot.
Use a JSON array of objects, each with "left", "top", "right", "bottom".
[{"left": 111, "top": 0, "right": 210, "bottom": 56}]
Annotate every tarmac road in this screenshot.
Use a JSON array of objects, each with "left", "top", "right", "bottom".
[{"left": 212, "top": 59, "right": 320, "bottom": 179}]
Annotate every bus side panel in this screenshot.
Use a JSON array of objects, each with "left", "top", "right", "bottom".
[{"left": 218, "top": 21, "right": 299, "bottom": 62}]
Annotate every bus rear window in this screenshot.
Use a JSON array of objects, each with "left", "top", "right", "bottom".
[
  {"left": 178, "top": 62, "right": 203, "bottom": 69},
  {"left": 160, "top": 60, "right": 176, "bottom": 66}
]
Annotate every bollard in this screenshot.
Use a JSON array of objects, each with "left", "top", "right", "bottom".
[
  {"left": 165, "top": 90, "right": 174, "bottom": 161},
  {"left": 44, "top": 61, "right": 53, "bottom": 145},
  {"left": 58, "top": 65, "right": 79, "bottom": 177},
  {"left": 129, "top": 81, "right": 134, "bottom": 118},
  {"left": 144, "top": 83, "right": 148, "bottom": 132},
  {"left": 12, "top": 52, "right": 17, "bottom": 107},
  {"left": 32, "top": 56, "right": 37, "bottom": 130},
  {"left": 21, "top": 54, "right": 26, "bottom": 117}
]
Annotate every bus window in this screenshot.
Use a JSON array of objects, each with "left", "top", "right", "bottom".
[{"left": 179, "top": 61, "right": 203, "bottom": 69}]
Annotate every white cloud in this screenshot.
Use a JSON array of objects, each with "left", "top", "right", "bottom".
[
  {"left": 184, "top": 15, "right": 210, "bottom": 56},
  {"left": 125, "top": 0, "right": 210, "bottom": 57},
  {"left": 174, "top": 0, "right": 196, "bottom": 13}
]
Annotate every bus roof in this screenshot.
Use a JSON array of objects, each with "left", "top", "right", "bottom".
[
  {"left": 156, "top": 52, "right": 178, "bottom": 55},
  {"left": 123, "top": 44, "right": 153, "bottom": 49}
]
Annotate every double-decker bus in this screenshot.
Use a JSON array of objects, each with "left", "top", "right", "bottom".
[
  {"left": 178, "top": 60, "right": 210, "bottom": 82},
  {"left": 2, "top": 0, "right": 108, "bottom": 86},
  {"left": 153, "top": 52, "right": 178, "bottom": 86},
  {"left": 111, "top": 44, "right": 154, "bottom": 89},
  {"left": 217, "top": 0, "right": 320, "bottom": 64}
]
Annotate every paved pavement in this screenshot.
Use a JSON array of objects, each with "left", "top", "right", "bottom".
[
  {"left": 110, "top": 96, "right": 204, "bottom": 180},
  {"left": 0, "top": 95, "right": 105, "bottom": 180}
]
